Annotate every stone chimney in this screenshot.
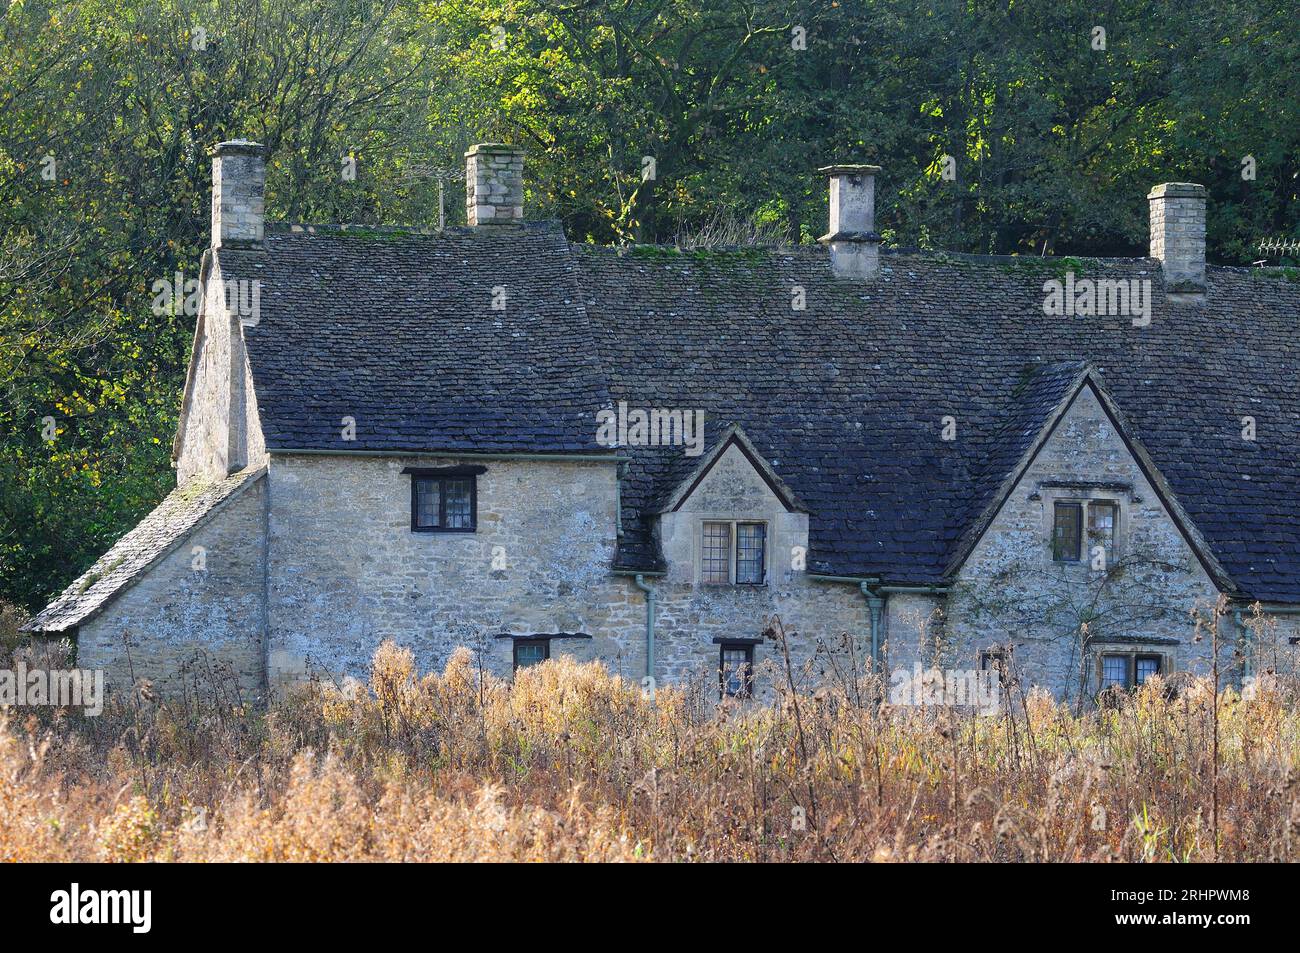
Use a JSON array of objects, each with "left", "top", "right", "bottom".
[
  {"left": 818, "top": 164, "right": 882, "bottom": 279},
  {"left": 465, "top": 143, "right": 525, "bottom": 226},
  {"left": 1148, "top": 182, "right": 1206, "bottom": 297},
  {"left": 211, "top": 140, "right": 268, "bottom": 249}
]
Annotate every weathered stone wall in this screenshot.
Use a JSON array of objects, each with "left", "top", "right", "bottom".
[
  {"left": 241, "top": 351, "right": 266, "bottom": 472},
  {"left": 125, "top": 380, "right": 1300, "bottom": 705},
  {"left": 946, "top": 384, "right": 1227, "bottom": 707},
  {"left": 264, "top": 449, "right": 871, "bottom": 702},
  {"left": 175, "top": 265, "right": 231, "bottom": 484},
  {"left": 879, "top": 591, "right": 947, "bottom": 672},
  {"left": 265, "top": 454, "right": 625, "bottom": 689},
  {"left": 79, "top": 433, "right": 1300, "bottom": 705},
  {"left": 1244, "top": 612, "right": 1300, "bottom": 685},
  {"left": 77, "top": 476, "right": 268, "bottom": 699},
  {"left": 176, "top": 258, "right": 267, "bottom": 484}
]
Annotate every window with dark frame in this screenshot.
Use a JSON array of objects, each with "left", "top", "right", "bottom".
[
  {"left": 1052, "top": 502, "right": 1082, "bottom": 561},
  {"left": 513, "top": 639, "right": 549, "bottom": 671},
  {"left": 700, "top": 520, "right": 768, "bottom": 585},
  {"left": 415, "top": 478, "right": 441, "bottom": 528},
  {"left": 406, "top": 466, "right": 482, "bottom": 532},
  {"left": 719, "top": 643, "right": 754, "bottom": 698},
  {"left": 1135, "top": 655, "right": 1161, "bottom": 685},
  {"left": 1052, "top": 499, "right": 1121, "bottom": 563},
  {"left": 979, "top": 649, "right": 1006, "bottom": 687},
  {"left": 1101, "top": 653, "right": 1128, "bottom": 689}
]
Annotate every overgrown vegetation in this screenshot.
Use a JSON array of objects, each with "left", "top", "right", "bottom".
[{"left": 3, "top": 627, "right": 1299, "bottom": 862}]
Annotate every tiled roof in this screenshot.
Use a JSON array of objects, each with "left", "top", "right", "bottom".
[
  {"left": 223, "top": 228, "right": 1300, "bottom": 603},
  {"left": 577, "top": 246, "right": 1300, "bottom": 602},
  {"left": 23, "top": 467, "right": 265, "bottom": 632},
  {"left": 220, "top": 223, "right": 611, "bottom": 454}
]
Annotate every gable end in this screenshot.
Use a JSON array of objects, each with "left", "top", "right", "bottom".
[{"left": 947, "top": 372, "right": 1236, "bottom": 593}]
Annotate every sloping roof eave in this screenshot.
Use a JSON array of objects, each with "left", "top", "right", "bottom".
[{"left": 22, "top": 466, "right": 267, "bottom": 633}]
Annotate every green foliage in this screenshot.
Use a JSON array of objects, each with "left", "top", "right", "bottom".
[{"left": 2, "top": 0, "right": 1298, "bottom": 611}]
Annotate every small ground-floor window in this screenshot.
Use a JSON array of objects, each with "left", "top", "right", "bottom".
[
  {"left": 513, "top": 639, "right": 550, "bottom": 671},
  {"left": 719, "top": 643, "right": 754, "bottom": 699},
  {"left": 499, "top": 632, "right": 590, "bottom": 673},
  {"left": 979, "top": 648, "right": 1005, "bottom": 681},
  {"left": 1098, "top": 651, "right": 1163, "bottom": 690}
]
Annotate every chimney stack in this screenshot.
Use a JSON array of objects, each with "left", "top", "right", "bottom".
[
  {"left": 819, "top": 164, "right": 882, "bottom": 279},
  {"left": 211, "top": 140, "right": 268, "bottom": 249},
  {"left": 465, "top": 143, "right": 525, "bottom": 226},
  {"left": 1148, "top": 182, "right": 1206, "bottom": 297}
]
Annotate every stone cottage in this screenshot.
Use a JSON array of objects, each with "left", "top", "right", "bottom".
[{"left": 25, "top": 140, "right": 1300, "bottom": 707}]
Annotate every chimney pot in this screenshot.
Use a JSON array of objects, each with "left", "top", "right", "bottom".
[
  {"left": 466, "top": 143, "right": 525, "bottom": 226},
  {"left": 819, "top": 164, "right": 882, "bottom": 279},
  {"left": 211, "top": 140, "right": 268, "bottom": 249},
  {"left": 1148, "top": 181, "right": 1207, "bottom": 297}
]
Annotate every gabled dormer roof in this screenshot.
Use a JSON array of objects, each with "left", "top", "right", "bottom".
[
  {"left": 945, "top": 363, "right": 1236, "bottom": 591},
  {"left": 653, "top": 424, "right": 807, "bottom": 515}
]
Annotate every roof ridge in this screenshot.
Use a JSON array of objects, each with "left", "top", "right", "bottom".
[
  {"left": 570, "top": 241, "right": 1162, "bottom": 267},
  {"left": 266, "top": 220, "right": 563, "bottom": 236}
]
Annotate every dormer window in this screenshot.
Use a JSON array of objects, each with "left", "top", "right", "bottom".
[
  {"left": 403, "top": 465, "right": 485, "bottom": 533},
  {"left": 700, "top": 521, "right": 767, "bottom": 585},
  {"left": 1052, "top": 499, "right": 1120, "bottom": 562}
]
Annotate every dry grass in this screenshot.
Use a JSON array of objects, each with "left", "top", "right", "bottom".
[{"left": 3, "top": 631, "right": 1300, "bottom": 862}]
